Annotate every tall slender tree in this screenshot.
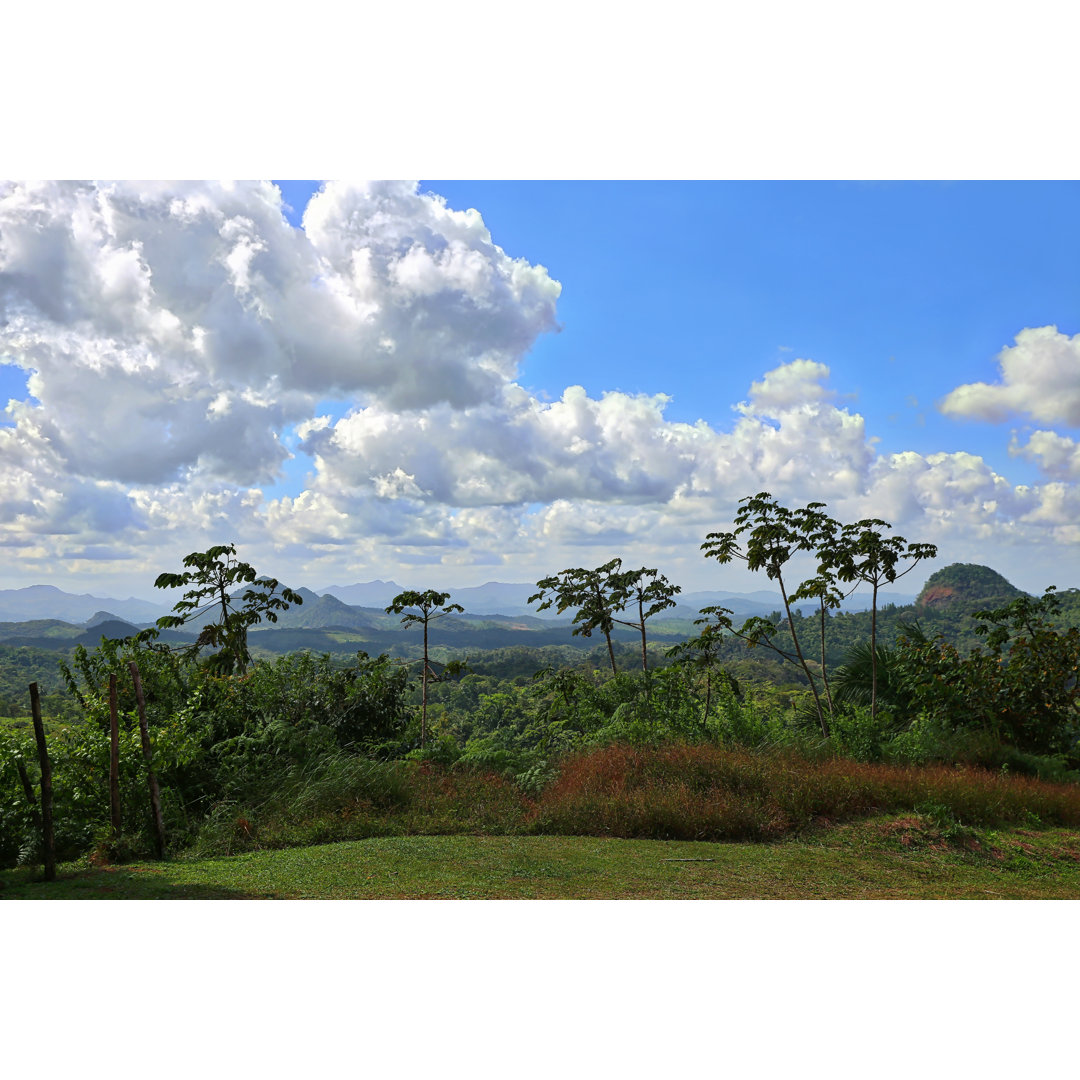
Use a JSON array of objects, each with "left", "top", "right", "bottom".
[
  {"left": 702, "top": 494, "right": 832, "bottom": 736},
  {"left": 789, "top": 505, "right": 846, "bottom": 718},
  {"left": 385, "top": 589, "right": 464, "bottom": 748},
  {"left": 829, "top": 521, "right": 937, "bottom": 719},
  {"left": 610, "top": 566, "right": 681, "bottom": 674},
  {"left": 665, "top": 608, "right": 739, "bottom": 722}
]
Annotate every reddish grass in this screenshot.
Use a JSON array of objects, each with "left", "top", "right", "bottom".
[
  {"left": 527, "top": 743, "right": 1080, "bottom": 842},
  {"left": 400, "top": 765, "right": 529, "bottom": 835}
]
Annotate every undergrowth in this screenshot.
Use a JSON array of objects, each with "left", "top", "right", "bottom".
[
  {"left": 525, "top": 743, "right": 1080, "bottom": 842},
  {"left": 167, "top": 742, "right": 1080, "bottom": 858}
]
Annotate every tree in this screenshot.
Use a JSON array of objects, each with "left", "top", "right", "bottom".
[
  {"left": 665, "top": 608, "right": 740, "bottom": 722},
  {"left": 702, "top": 494, "right": 833, "bottom": 736},
  {"left": 789, "top": 572, "right": 845, "bottom": 718},
  {"left": 828, "top": 520, "right": 937, "bottom": 720},
  {"left": 609, "top": 567, "right": 681, "bottom": 674},
  {"left": 385, "top": 589, "right": 464, "bottom": 749},
  {"left": 789, "top": 504, "right": 845, "bottom": 718},
  {"left": 529, "top": 559, "right": 625, "bottom": 676},
  {"left": 150, "top": 544, "right": 302, "bottom": 675}
]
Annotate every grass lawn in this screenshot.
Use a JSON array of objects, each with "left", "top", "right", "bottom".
[{"left": 4, "top": 815, "right": 1080, "bottom": 899}]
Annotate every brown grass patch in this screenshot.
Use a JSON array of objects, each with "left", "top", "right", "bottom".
[{"left": 527, "top": 743, "right": 1080, "bottom": 842}]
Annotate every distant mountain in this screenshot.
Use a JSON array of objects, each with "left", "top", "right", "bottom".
[
  {"left": 0, "top": 575, "right": 924, "bottom": 633},
  {"left": 85, "top": 610, "right": 124, "bottom": 628},
  {"left": 317, "top": 580, "right": 915, "bottom": 621},
  {"left": 656, "top": 589, "right": 918, "bottom": 621},
  {"left": 319, "top": 580, "right": 567, "bottom": 619},
  {"left": 318, "top": 581, "right": 406, "bottom": 608},
  {"left": 78, "top": 619, "right": 142, "bottom": 644},
  {"left": 916, "top": 564, "right": 1026, "bottom": 611},
  {"left": 259, "top": 589, "right": 383, "bottom": 632},
  {"left": 0, "top": 618, "right": 82, "bottom": 644},
  {"left": 443, "top": 581, "right": 547, "bottom": 615},
  {"left": 0, "top": 585, "right": 167, "bottom": 625}
]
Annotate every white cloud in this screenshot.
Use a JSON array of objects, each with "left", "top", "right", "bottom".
[
  {"left": 739, "top": 358, "right": 833, "bottom": 413},
  {"left": 0, "top": 180, "right": 561, "bottom": 489},
  {"left": 939, "top": 325, "right": 1080, "bottom": 425},
  {"left": 1010, "top": 429, "right": 1080, "bottom": 480},
  {"left": 0, "top": 182, "right": 1078, "bottom": 596},
  {"left": 296, "top": 363, "right": 873, "bottom": 514}
]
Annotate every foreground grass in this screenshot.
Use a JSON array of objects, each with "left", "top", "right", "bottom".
[{"left": 4, "top": 816, "right": 1080, "bottom": 899}]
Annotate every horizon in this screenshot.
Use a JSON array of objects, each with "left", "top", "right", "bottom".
[
  {"left": 2, "top": 181, "right": 1078, "bottom": 602},
  {"left": 0, "top": 562, "right": 1024, "bottom": 612}
]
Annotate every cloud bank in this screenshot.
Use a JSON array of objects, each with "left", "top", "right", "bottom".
[{"left": 1, "top": 181, "right": 1077, "bottom": 594}]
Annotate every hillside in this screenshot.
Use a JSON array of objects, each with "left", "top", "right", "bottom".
[
  {"left": 916, "top": 563, "right": 1027, "bottom": 611},
  {"left": 0, "top": 585, "right": 166, "bottom": 625}
]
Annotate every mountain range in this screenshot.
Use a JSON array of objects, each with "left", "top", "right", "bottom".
[
  {"left": 3, "top": 564, "right": 1067, "bottom": 664},
  {"left": 0, "top": 579, "right": 919, "bottom": 628},
  {"left": 0, "top": 585, "right": 171, "bottom": 626}
]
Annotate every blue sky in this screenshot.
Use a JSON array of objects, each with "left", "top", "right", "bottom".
[
  {"left": 1, "top": 180, "right": 1078, "bottom": 600},
  {"left": 273, "top": 179, "right": 1080, "bottom": 485}
]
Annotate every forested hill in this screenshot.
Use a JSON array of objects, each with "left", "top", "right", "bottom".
[
  {"left": 758, "top": 563, "right": 1080, "bottom": 677},
  {"left": 915, "top": 563, "right": 1027, "bottom": 612}
]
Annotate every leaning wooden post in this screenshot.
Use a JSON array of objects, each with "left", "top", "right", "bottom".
[
  {"left": 109, "top": 673, "right": 122, "bottom": 838},
  {"left": 28, "top": 682, "right": 56, "bottom": 882},
  {"left": 14, "top": 756, "right": 43, "bottom": 835},
  {"left": 128, "top": 662, "right": 166, "bottom": 859}
]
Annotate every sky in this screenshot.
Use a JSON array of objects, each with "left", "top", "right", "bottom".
[{"left": 1, "top": 179, "right": 1078, "bottom": 601}]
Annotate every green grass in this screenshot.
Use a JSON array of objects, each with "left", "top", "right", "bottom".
[{"left": 4, "top": 816, "right": 1080, "bottom": 899}]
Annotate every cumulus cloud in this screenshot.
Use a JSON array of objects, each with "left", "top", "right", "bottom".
[
  {"left": 940, "top": 326, "right": 1080, "bottom": 425},
  {"left": 0, "top": 180, "right": 1078, "bottom": 595},
  {"left": 1010, "top": 429, "right": 1080, "bottom": 480},
  {"left": 738, "top": 358, "right": 833, "bottom": 413},
  {"left": 295, "top": 360, "right": 872, "bottom": 514},
  {"left": 0, "top": 180, "right": 561, "bottom": 488}
]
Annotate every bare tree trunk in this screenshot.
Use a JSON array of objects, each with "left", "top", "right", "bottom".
[
  {"left": 777, "top": 576, "right": 829, "bottom": 739},
  {"left": 421, "top": 621, "right": 429, "bottom": 749},
  {"left": 819, "top": 600, "right": 835, "bottom": 716},
  {"left": 109, "top": 673, "right": 122, "bottom": 838},
  {"left": 29, "top": 683, "right": 56, "bottom": 881},
  {"left": 129, "top": 662, "right": 166, "bottom": 859},
  {"left": 870, "top": 582, "right": 879, "bottom": 721},
  {"left": 603, "top": 630, "right": 617, "bottom": 676},
  {"left": 639, "top": 598, "right": 648, "bottom": 674}
]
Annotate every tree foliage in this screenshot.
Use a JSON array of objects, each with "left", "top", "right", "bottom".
[
  {"left": 147, "top": 544, "right": 302, "bottom": 675},
  {"left": 530, "top": 559, "right": 625, "bottom": 675},
  {"left": 702, "top": 494, "right": 836, "bottom": 736},
  {"left": 609, "top": 566, "right": 681, "bottom": 674},
  {"left": 701, "top": 493, "right": 938, "bottom": 734},
  {"left": 895, "top": 588, "right": 1080, "bottom": 757}
]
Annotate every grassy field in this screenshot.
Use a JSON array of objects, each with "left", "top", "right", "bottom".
[{"left": 4, "top": 815, "right": 1080, "bottom": 899}]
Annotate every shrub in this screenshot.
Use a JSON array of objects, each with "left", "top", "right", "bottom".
[{"left": 894, "top": 589, "right": 1080, "bottom": 760}]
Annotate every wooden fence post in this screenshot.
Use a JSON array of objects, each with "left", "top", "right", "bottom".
[
  {"left": 14, "top": 757, "right": 42, "bottom": 835},
  {"left": 28, "top": 682, "right": 56, "bottom": 882},
  {"left": 109, "top": 673, "right": 122, "bottom": 838},
  {"left": 128, "top": 662, "right": 166, "bottom": 860}
]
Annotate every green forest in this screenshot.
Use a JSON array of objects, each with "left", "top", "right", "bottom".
[{"left": 3, "top": 494, "right": 1080, "bottom": 888}]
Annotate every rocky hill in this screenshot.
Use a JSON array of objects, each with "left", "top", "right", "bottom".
[{"left": 916, "top": 563, "right": 1027, "bottom": 612}]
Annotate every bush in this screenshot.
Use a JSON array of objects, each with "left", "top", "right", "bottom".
[{"left": 893, "top": 590, "right": 1080, "bottom": 760}]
